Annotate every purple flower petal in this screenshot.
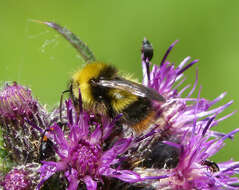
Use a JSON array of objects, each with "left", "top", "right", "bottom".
[
  {"left": 84, "top": 176, "right": 97, "bottom": 190},
  {"left": 100, "top": 168, "right": 141, "bottom": 183},
  {"left": 160, "top": 40, "right": 179, "bottom": 66},
  {"left": 51, "top": 124, "right": 69, "bottom": 154},
  {"left": 90, "top": 124, "right": 102, "bottom": 144},
  {"left": 37, "top": 161, "right": 59, "bottom": 190},
  {"left": 101, "top": 138, "right": 132, "bottom": 165},
  {"left": 65, "top": 169, "right": 80, "bottom": 190}
]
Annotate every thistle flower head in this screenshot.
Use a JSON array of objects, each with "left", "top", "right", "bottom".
[
  {"left": 172, "top": 126, "right": 239, "bottom": 190},
  {"left": 38, "top": 99, "right": 141, "bottom": 190},
  {"left": 1, "top": 162, "right": 40, "bottom": 190},
  {"left": 130, "top": 39, "right": 239, "bottom": 190},
  {"left": 0, "top": 82, "right": 47, "bottom": 164},
  {"left": 3, "top": 168, "right": 32, "bottom": 190},
  {"left": 0, "top": 82, "right": 38, "bottom": 122},
  {"left": 136, "top": 121, "right": 239, "bottom": 190}
]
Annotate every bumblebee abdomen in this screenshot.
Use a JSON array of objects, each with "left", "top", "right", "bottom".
[
  {"left": 110, "top": 89, "right": 138, "bottom": 113},
  {"left": 122, "top": 97, "right": 156, "bottom": 133}
]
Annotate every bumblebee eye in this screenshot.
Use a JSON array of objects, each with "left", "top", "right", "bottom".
[{"left": 142, "top": 39, "right": 154, "bottom": 62}]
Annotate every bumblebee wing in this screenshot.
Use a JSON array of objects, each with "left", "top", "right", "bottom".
[{"left": 96, "top": 78, "right": 165, "bottom": 102}]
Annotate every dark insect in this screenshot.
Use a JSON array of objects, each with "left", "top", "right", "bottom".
[
  {"left": 201, "top": 160, "right": 220, "bottom": 173},
  {"left": 39, "top": 129, "right": 55, "bottom": 161},
  {"left": 142, "top": 141, "right": 180, "bottom": 169},
  {"left": 142, "top": 38, "right": 154, "bottom": 62}
]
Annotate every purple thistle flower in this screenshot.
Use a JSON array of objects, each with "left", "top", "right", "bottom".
[
  {"left": 140, "top": 39, "right": 236, "bottom": 141},
  {"left": 135, "top": 120, "right": 239, "bottom": 189},
  {"left": 0, "top": 82, "right": 48, "bottom": 164},
  {"left": 128, "top": 39, "right": 239, "bottom": 189},
  {"left": 1, "top": 162, "right": 40, "bottom": 190},
  {"left": 38, "top": 99, "right": 141, "bottom": 190},
  {"left": 0, "top": 82, "right": 38, "bottom": 121}
]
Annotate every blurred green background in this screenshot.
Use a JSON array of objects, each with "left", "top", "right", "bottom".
[{"left": 0, "top": 0, "right": 238, "bottom": 162}]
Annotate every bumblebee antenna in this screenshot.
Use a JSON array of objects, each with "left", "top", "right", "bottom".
[
  {"left": 60, "top": 89, "right": 71, "bottom": 123},
  {"left": 32, "top": 20, "right": 96, "bottom": 64}
]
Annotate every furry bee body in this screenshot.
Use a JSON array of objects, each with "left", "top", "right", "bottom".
[{"left": 71, "top": 62, "right": 158, "bottom": 133}]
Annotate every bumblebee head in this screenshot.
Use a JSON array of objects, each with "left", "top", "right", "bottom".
[{"left": 71, "top": 62, "right": 118, "bottom": 106}]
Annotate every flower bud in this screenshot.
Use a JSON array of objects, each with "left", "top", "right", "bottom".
[
  {"left": 1, "top": 162, "right": 40, "bottom": 190},
  {"left": 0, "top": 82, "right": 47, "bottom": 164}
]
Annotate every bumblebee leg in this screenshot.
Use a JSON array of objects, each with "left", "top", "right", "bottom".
[{"left": 59, "top": 89, "right": 71, "bottom": 123}]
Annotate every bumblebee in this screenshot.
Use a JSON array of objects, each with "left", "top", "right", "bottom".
[
  {"left": 40, "top": 21, "right": 165, "bottom": 133},
  {"left": 70, "top": 62, "right": 165, "bottom": 132}
]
